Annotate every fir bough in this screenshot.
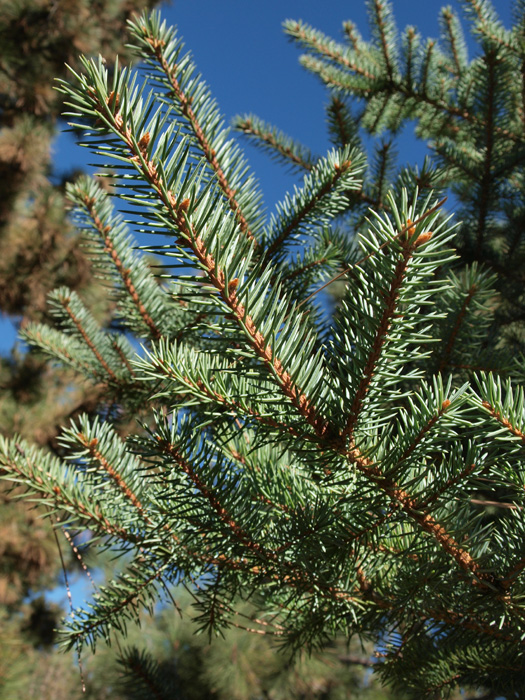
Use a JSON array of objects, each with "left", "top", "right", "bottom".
[{"left": 1, "top": 4, "right": 525, "bottom": 697}]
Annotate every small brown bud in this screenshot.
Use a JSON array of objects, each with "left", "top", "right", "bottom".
[
  {"left": 405, "top": 218, "right": 416, "bottom": 238},
  {"left": 415, "top": 231, "right": 433, "bottom": 247},
  {"left": 228, "top": 278, "right": 239, "bottom": 294},
  {"left": 180, "top": 198, "right": 190, "bottom": 212},
  {"left": 441, "top": 399, "right": 451, "bottom": 411},
  {"left": 335, "top": 160, "right": 351, "bottom": 173},
  {"left": 106, "top": 91, "right": 120, "bottom": 111},
  {"left": 137, "top": 132, "right": 151, "bottom": 152}
]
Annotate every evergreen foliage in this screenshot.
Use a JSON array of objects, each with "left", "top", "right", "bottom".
[
  {"left": 277, "top": 0, "right": 525, "bottom": 342},
  {"left": 2, "top": 2, "right": 525, "bottom": 697}
]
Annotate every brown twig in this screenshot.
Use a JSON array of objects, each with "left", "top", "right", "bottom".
[
  {"left": 81, "top": 193, "right": 163, "bottom": 339},
  {"left": 143, "top": 32, "right": 257, "bottom": 243}
]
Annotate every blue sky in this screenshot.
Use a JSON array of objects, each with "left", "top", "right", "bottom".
[{"left": 1, "top": 0, "right": 514, "bottom": 351}]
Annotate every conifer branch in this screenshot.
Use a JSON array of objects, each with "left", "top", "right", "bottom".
[
  {"left": 341, "top": 225, "right": 428, "bottom": 441},
  {"left": 394, "top": 400, "right": 452, "bottom": 467},
  {"left": 327, "top": 98, "right": 350, "bottom": 147},
  {"left": 437, "top": 283, "right": 478, "bottom": 372},
  {"left": 296, "top": 28, "right": 521, "bottom": 143},
  {"left": 344, "top": 445, "right": 498, "bottom": 589},
  {"left": 342, "top": 21, "right": 365, "bottom": 53},
  {"left": 3, "top": 8, "right": 525, "bottom": 691},
  {"left": 79, "top": 96, "right": 333, "bottom": 438},
  {"left": 342, "top": 506, "right": 397, "bottom": 548},
  {"left": 134, "top": 21, "right": 258, "bottom": 243},
  {"left": 81, "top": 193, "right": 162, "bottom": 339},
  {"left": 112, "top": 338, "right": 137, "bottom": 376},
  {"left": 144, "top": 353, "right": 308, "bottom": 440},
  {"left": 462, "top": 0, "right": 515, "bottom": 53},
  {"left": 281, "top": 256, "right": 328, "bottom": 283},
  {"left": 64, "top": 427, "right": 252, "bottom": 574},
  {"left": 158, "top": 437, "right": 302, "bottom": 566},
  {"left": 355, "top": 567, "right": 515, "bottom": 642},
  {"left": 76, "top": 431, "right": 150, "bottom": 520},
  {"left": 371, "top": 140, "right": 393, "bottom": 208},
  {"left": 420, "top": 39, "right": 436, "bottom": 95},
  {"left": 155, "top": 440, "right": 383, "bottom": 608},
  {"left": 476, "top": 48, "right": 497, "bottom": 249},
  {"left": 480, "top": 401, "right": 525, "bottom": 441},
  {"left": 296, "top": 195, "right": 446, "bottom": 309},
  {"left": 234, "top": 115, "right": 315, "bottom": 171},
  {"left": 1, "top": 441, "right": 134, "bottom": 543},
  {"left": 263, "top": 154, "right": 362, "bottom": 265},
  {"left": 63, "top": 563, "right": 171, "bottom": 650},
  {"left": 423, "top": 605, "right": 517, "bottom": 642},
  {"left": 119, "top": 649, "right": 170, "bottom": 700},
  {"left": 420, "top": 461, "right": 477, "bottom": 509},
  {"left": 441, "top": 8, "right": 465, "bottom": 76},
  {"left": 372, "top": 0, "right": 397, "bottom": 82},
  {"left": 404, "top": 27, "right": 417, "bottom": 89},
  {"left": 299, "top": 55, "right": 373, "bottom": 98},
  {"left": 21, "top": 325, "right": 93, "bottom": 376},
  {"left": 58, "top": 293, "right": 119, "bottom": 382},
  {"left": 284, "top": 20, "right": 377, "bottom": 79},
  {"left": 197, "top": 255, "right": 329, "bottom": 437}
]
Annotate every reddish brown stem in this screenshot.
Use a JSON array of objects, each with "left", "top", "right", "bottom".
[
  {"left": 145, "top": 35, "right": 256, "bottom": 243},
  {"left": 60, "top": 297, "right": 118, "bottom": 382},
  {"left": 481, "top": 401, "right": 525, "bottom": 442},
  {"left": 82, "top": 195, "right": 162, "bottom": 339},
  {"left": 345, "top": 445, "right": 500, "bottom": 590},
  {"left": 236, "top": 117, "right": 313, "bottom": 171},
  {"left": 263, "top": 158, "right": 355, "bottom": 264},
  {"left": 342, "top": 236, "right": 416, "bottom": 441},
  {"left": 437, "top": 283, "right": 477, "bottom": 372}
]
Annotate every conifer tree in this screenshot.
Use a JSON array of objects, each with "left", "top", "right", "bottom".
[{"left": 1, "top": 2, "right": 525, "bottom": 698}]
